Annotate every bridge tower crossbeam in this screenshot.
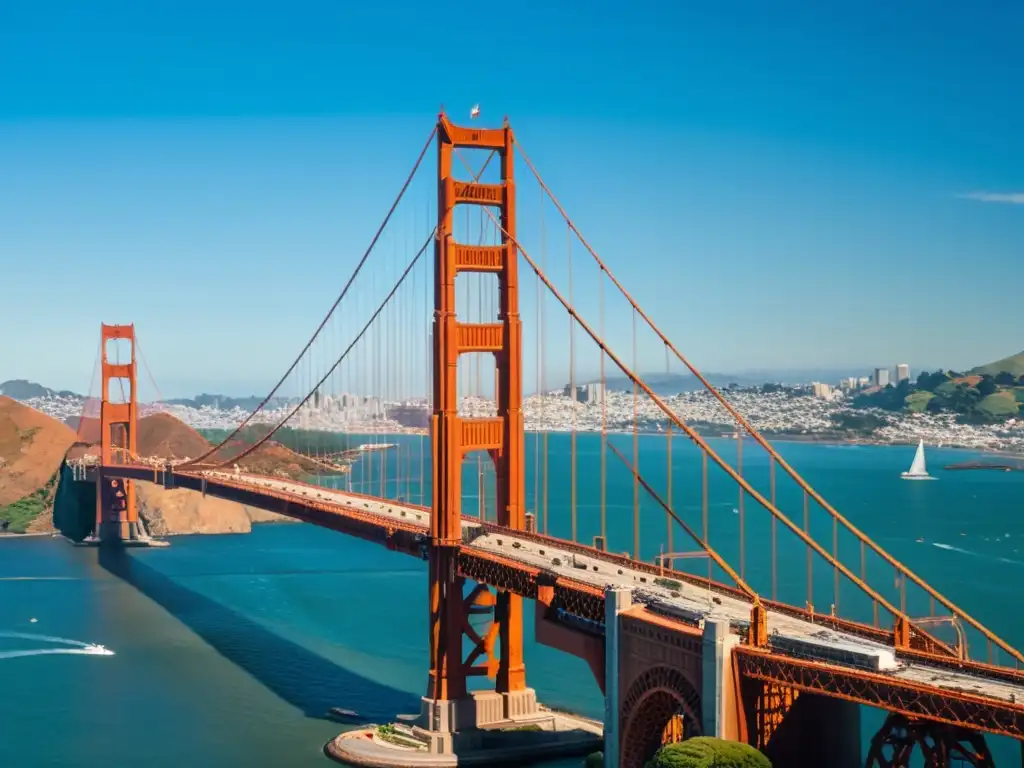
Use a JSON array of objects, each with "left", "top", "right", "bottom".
[{"left": 422, "top": 112, "right": 535, "bottom": 745}]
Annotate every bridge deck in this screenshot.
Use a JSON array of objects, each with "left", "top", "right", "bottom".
[{"left": 102, "top": 465, "right": 1024, "bottom": 739}]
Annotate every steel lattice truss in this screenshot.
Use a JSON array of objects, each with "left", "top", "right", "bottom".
[
  {"left": 736, "top": 648, "right": 1024, "bottom": 740},
  {"left": 866, "top": 712, "right": 995, "bottom": 767},
  {"left": 101, "top": 464, "right": 1024, "bottom": 740}
]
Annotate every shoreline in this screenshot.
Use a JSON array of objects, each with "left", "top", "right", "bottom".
[
  {"left": 359, "top": 425, "right": 1024, "bottom": 458},
  {"left": 517, "top": 428, "right": 1024, "bottom": 459}
]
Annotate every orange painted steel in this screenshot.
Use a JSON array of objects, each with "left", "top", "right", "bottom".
[
  {"left": 449, "top": 144, "right": 955, "bottom": 660},
  {"left": 512, "top": 139, "right": 1022, "bottom": 669},
  {"left": 734, "top": 647, "right": 1024, "bottom": 742},
  {"left": 96, "top": 323, "right": 138, "bottom": 538},
  {"left": 428, "top": 112, "right": 526, "bottom": 702},
  {"left": 90, "top": 117, "right": 1024, "bottom": 750},
  {"left": 101, "top": 462, "right": 1024, "bottom": 737}
]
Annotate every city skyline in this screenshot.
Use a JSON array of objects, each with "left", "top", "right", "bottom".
[{"left": 2, "top": 2, "right": 1022, "bottom": 397}]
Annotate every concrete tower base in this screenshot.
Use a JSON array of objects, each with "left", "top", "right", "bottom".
[
  {"left": 414, "top": 689, "right": 540, "bottom": 754},
  {"left": 81, "top": 519, "right": 166, "bottom": 547}
]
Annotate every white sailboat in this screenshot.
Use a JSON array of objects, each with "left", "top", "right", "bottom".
[{"left": 901, "top": 440, "right": 936, "bottom": 481}]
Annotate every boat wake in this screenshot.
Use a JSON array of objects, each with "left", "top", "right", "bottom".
[
  {"left": 0, "top": 631, "right": 115, "bottom": 661},
  {"left": 0, "top": 648, "right": 113, "bottom": 660},
  {"left": 931, "top": 542, "right": 1024, "bottom": 567}
]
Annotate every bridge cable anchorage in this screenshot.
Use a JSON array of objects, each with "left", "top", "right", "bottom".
[
  {"left": 178, "top": 124, "right": 438, "bottom": 469},
  {"left": 449, "top": 145, "right": 958, "bottom": 661},
  {"left": 510, "top": 139, "right": 1024, "bottom": 667},
  {"left": 606, "top": 442, "right": 755, "bottom": 599},
  {"left": 206, "top": 228, "right": 435, "bottom": 469}
]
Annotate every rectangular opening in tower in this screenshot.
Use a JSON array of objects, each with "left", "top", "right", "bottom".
[
  {"left": 106, "top": 377, "right": 133, "bottom": 405},
  {"left": 450, "top": 145, "right": 504, "bottom": 187},
  {"left": 457, "top": 352, "right": 498, "bottom": 419},
  {"left": 104, "top": 337, "right": 133, "bottom": 366},
  {"left": 454, "top": 270, "right": 502, "bottom": 322},
  {"left": 462, "top": 449, "right": 497, "bottom": 523}
]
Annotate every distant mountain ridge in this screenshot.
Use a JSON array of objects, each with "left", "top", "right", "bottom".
[
  {"left": 970, "top": 351, "right": 1024, "bottom": 378},
  {"left": 0, "top": 381, "right": 294, "bottom": 411},
  {"left": 0, "top": 379, "right": 81, "bottom": 400}
]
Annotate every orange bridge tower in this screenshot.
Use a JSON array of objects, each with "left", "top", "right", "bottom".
[
  {"left": 91, "top": 323, "right": 144, "bottom": 543},
  {"left": 421, "top": 112, "right": 536, "bottom": 750}
]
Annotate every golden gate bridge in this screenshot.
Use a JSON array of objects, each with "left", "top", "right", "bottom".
[{"left": 70, "top": 112, "right": 1024, "bottom": 767}]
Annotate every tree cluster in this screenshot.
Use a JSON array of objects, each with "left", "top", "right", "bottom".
[
  {"left": 646, "top": 737, "right": 771, "bottom": 767},
  {"left": 850, "top": 369, "right": 1021, "bottom": 424}
]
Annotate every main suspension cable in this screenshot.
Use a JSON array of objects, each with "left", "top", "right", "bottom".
[
  {"left": 512, "top": 137, "right": 1017, "bottom": 662},
  {"left": 449, "top": 144, "right": 959, "bottom": 660},
  {"left": 180, "top": 125, "right": 438, "bottom": 468},
  {"left": 207, "top": 229, "right": 436, "bottom": 468}
]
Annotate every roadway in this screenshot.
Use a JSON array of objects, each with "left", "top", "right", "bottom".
[{"left": 195, "top": 470, "right": 1024, "bottom": 711}]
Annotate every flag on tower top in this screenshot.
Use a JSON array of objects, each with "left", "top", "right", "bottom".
[{"left": 470, "top": 104, "right": 480, "bottom": 120}]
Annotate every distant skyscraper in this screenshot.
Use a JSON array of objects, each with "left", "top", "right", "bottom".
[
  {"left": 582, "top": 383, "right": 605, "bottom": 405},
  {"left": 896, "top": 364, "right": 910, "bottom": 383},
  {"left": 562, "top": 382, "right": 605, "bottom": 404},
  {"left": 874, "top": 368, "right": 890, "bottom": 387}
]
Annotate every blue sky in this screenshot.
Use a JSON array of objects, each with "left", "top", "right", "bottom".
[{"left": 1, "top": 1, "right": 1022, "bottom": 398}]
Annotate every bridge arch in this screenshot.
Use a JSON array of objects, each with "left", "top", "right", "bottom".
[{"left": 620, "top": 665, "right": 703, "bottom": 768}]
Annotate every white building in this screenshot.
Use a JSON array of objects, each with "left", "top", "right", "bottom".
[
  {"left": 896, "top": 364, "right": 911, "bottom": 383},
  {"left": 874, "top": 368, "right": 890, "bottom": 387}
]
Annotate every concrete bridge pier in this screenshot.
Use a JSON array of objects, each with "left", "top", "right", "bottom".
[
  {"left": 700, "top": 618, "right": 741, "bottom": 740},
  {"left": 95, "top": 519, "right": 149, "bottom": 544},
  {"left": 603, "top": 587, "right": 632, "bottom": 767},
  {"left": 414, "top": 688, "right": 540, "bottom": 754},
  {"left": 604, "top": 591, "right": 743, "bottom": 768}
]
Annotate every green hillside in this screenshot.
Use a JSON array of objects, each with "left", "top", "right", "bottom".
[
  {"left": 852, "top": 369, "right": 1022, "bottom": 424},
  {"left": 971, "top": 351, "right": 1024, "bottom": 378}
]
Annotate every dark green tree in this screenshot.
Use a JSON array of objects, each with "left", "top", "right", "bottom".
[
  {"left": 647, "top": 738, "right": 771, "bottom": 768},
  {"left": 947, "top": 384, "right": 982, "bottom": 414},
  {"left": 994, "top": 371, "right": 1017, "bottom": 387},
  {"left": 977, "top": 375, "right": 998, "bottom": 396},
  {"left": 916, "top": 371, "right": 950, "bottom": 392}
]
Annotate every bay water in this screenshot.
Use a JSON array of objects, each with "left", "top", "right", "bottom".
[{"left": 2, "top": 435, "right": 1023, "bottom": 766}]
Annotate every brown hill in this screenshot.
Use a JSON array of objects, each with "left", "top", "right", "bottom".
[
  {"left": 0, "top": 396, "right": 78, "bottom": 507},
  {"left": 74, "top": 410, "right": 323, "bottom": 479},
  {"left": 214, "top": 440, "right": 325, "bottom": 478},
  {"left": 138, "top": 412, "right": 212, "bottom": 460}
]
